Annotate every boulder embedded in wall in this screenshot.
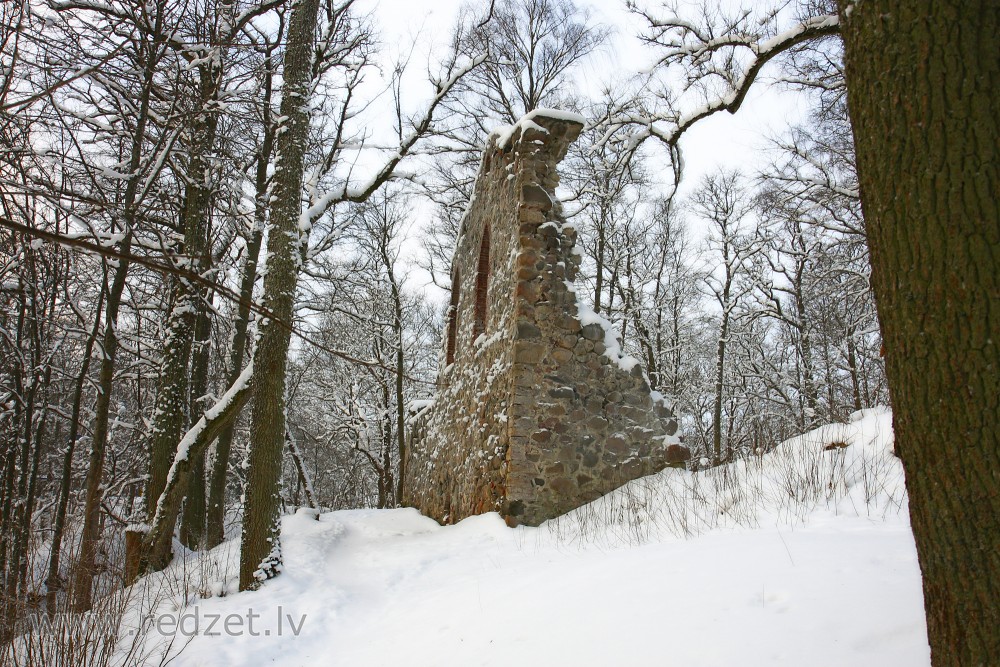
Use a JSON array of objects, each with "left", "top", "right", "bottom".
[{"left": 665, "top": 443, "right": 692, "bottom": 466}]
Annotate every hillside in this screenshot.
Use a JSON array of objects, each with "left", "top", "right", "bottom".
[{"left": 80, "top": 407, "right": 930, "bottom": 667}]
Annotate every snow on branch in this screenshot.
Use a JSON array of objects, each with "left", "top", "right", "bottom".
[
  {"left": 599, "top": 8, "right": 839, "bottom": 165},
  {"left": 141, "top": 362, "right": 255, "bottom": 549},
  {"left": 297, "top": 50, "right": 487, "bottom": 228}
]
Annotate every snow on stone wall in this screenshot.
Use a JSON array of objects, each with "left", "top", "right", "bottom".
[{"left": 403, "top": 110, "right": 688, "bottom": 527}]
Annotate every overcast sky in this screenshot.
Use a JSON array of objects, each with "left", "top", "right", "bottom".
[
  {"left": 365, "top": 0, "right": 808, "bottom": 183},
  {"left": 348, "top": 0, "right": 811, "bottom": 293}
]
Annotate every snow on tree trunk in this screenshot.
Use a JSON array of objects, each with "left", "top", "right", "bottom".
[
  {"left": 206, "top": 54, "right": 275, "bottom": 549},
  {"left": 238, "top": 0, "right": 322, "bottom": 592},
  {"left": 144, "top": 61, "right": 219, "bottom": 571}
]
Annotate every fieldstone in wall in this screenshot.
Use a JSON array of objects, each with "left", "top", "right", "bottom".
[{"left": 403, "top": 109, "right": 689, "bottom": 527}]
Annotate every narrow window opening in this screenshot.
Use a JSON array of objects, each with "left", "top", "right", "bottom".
[
  {"left": 445, "top": 269, "right": 460, "bottom": 365},
  {"left": 473, "top": 224, "right": 490, "bottom": 340}
]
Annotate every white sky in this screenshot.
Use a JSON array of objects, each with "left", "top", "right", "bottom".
[
  {"left": 351, "top": 0, "right": 811, "bottom": 296},
  {"left": 363, "top": 0, "right": 809, "bottom": 184}
]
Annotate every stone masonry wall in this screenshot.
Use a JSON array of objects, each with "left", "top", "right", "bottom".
[{"left": 403, "top": 110, "right": 688, "bottom": 527}]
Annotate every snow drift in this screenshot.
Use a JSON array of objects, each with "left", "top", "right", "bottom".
[{"left": 16, "top": 408, "right": 930, "bottom": 666}]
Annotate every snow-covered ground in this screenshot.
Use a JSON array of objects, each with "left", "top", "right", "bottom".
[{"left": 120, "top": 408, "right": 929, "bottom": 666}]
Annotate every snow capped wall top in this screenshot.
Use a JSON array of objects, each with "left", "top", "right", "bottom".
[{"left": 489, "top": 108, "right": 587, "bottom": 152}]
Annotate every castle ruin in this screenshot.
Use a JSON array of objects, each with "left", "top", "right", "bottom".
[{"left": 403, "top": 109, "right": 689, "bottom": 527}]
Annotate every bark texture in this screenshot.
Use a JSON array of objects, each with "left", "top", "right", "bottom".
[
  {"left": 146, "top": 63, "right": 218, "bottom": 550},
  {"left": 838, "top": 1, "right": 999, "bottom": 663},
  {"left": 238, "top": 0, "right": 321, "bottom": 591},
  {"left": 180, "top": 285, "right": 213, "bottom": 550}
]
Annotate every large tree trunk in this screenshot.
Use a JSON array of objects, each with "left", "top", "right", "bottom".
[
  {"left": 239, "top": 0, "right": 321, "bottom": 592},
  {"left": 838, "top": 1, "right": 999, "bottom": 664},
  {"left": 145, "top": 280, "right": 197, "bottom": 520}
]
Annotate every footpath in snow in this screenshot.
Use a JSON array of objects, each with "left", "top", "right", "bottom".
[{"left": 136, "top": 407, "right": 929, "bottom": 666}]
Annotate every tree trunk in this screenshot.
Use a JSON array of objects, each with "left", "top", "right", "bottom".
[
  {"left": 594, "top": 206, "right": 606, "bottom": 313},
  {"left": 16, "top": 364, "right": 52, "bottom": 598},
  {"left": 145, "top": 280, "right": 196, "bottom": 517},
  {"left": 72, "top": 231, "right": 132, "bottom": 612},
  {"left": 383, "top": 246, "right": 407, "bottom": 506},
  {"left": 713, "top": 272, "right": 733, "bottom": 464},
  {"left": 137, "top": 371, "right": 253, "bottom": 579},
  {"left": 379, "top": 373, "right": 394, "bottom": 509},
  {"left": 9, "top": 249, "right": 56, "bottom": 610},
  {"left": 285, "top": 428, "right": 316, "bottom": 510},
  {"left": 46, "top": 282, "right": 105, "bottom": 615},
  {"left": 146, "top": 63, "right": 219, "bottom": 552},
  {"left": 845, "top": 326, "right": 863, "bottom": 412},
  {"left": 838, "top": 1, "right": 999, "bottom": 663},
  {"left": 180, "top": 285, "right": 213, "bottom": 550},
  {"left": 2, "top": 264, "right": 42, "bottom": 637},
  {"left": 239, "top": 0, "right": 321, "bottom": 592},
  {"left": 793, "top": 269, "right": 819, "bottom": 426},
  {"left": 206, "top": 59, "right": 275, "bottom": 549},
  {"left": 670, "top": 296, "right": 682, "bottom": 395},
  {"left": 712, "top": 319, "right": 727, "bottom": 463}
]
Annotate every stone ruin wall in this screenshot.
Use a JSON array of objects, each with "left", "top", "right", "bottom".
[{"left": 403, "top": 111, "right": 688, "bottom": 527}]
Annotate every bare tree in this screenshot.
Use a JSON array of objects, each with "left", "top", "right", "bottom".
[
  {"left": 237, "top": 0, "right": 483, "bottom": 591},
  {"left": 616, "top": 1, "right": 998, "bottom": 660},
  {"left": 691, "top": 170, "right": 758, "bottom": 463},
  {"left": 61, "top": 0, "right": 182, "bottom": 612},
  {"left": 421, "top": 0, "right": 607, "bottom": 287}
]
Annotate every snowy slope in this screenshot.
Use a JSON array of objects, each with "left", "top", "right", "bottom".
[{"left": 138, "top": 408, "right": 930, "bottom": 666}]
